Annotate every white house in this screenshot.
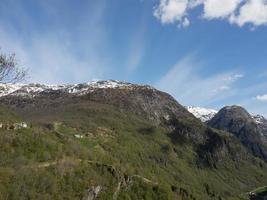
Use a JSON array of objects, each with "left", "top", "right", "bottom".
[{"left": 14, "top": 122, "right": 28, "bottom": 129}]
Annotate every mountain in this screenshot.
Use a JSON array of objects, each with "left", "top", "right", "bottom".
[
  {"left": 207, "top": 105, "right": 267, "bottom": 160},
  {"left": 0, "top": 81, "right": 267, "bottom": 200},
  {"left": 0, "top": 80, "right": 154, "bottom": 97},
  {"left": 186, "top": 106, "right": 267, "bottom": 142},
  {"left": 251, "top": 114, "right": 267, "bottom": 143},
  {"left": 0, "top": 80, "right": 195, "bottom": 126},
  {"left": 185, "top": 106, "right": 217, "bottom": 122}
]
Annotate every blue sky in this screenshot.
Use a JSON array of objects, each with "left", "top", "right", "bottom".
[{"left": 0, "top": 0, "right": 267, "bottom": 116}]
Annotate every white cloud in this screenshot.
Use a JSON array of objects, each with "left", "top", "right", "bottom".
[
  {"left": 181, "top": 17, "right": 190, "bottom": 27},
  {"left": 230, "top": 0, "right": 267, "bottom": 26},
  {"left": 153, "top": 0, "right": 189, "bottom": 24},
  {"left": 155, "top": 55, "right": 243, "bottom": 106},
  {"left": 203, "top": 0, "right": 242, "bottom": 19},
  {"left": 256, "top": 94, "right": 267, "bottom": 101},
  {"left": 223, "top": 74, "right": 244, "bottom": 81},
  {"left": 154, "top": 0, "right": 267, "bottom": 27}
]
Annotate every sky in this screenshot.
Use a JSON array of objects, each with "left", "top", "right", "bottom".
[{"left": 0, "top": 0, "right": 267, "bottom": 116}]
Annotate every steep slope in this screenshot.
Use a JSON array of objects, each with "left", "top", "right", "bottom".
[{"left": 208, "top": 105, "right": 267, "bottom": 160}]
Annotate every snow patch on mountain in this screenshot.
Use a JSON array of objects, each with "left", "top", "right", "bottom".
[
  {"left": 251, "top": 114, "right": 266, "bottom": 125},
  {"left": 185, "top": 106, "right": 217, "bottom": 122},
  {"left": 0, "top": 83, "right": 23, "bottom": 97},
  {"left": 0, "top": 80, "right": 154, "bottom": 98}
]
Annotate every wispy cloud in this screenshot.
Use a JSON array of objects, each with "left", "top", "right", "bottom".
[
  {"left": 0, "top": 1, "right": 110, "bottom": 84},
  {"left": 155, "top": 55, "right": 244, "bottom": 106},
  {"left": 125, "top": 14, "right": 148, "bottom": 73},
  {"left": 154, "top": 0, "right": 267, "bottom": 28},
  {"left": 223, "top": 74, "right": 244, "bottom": 81},
  {"left": 154, "top": 55, "right": 267, "bottom": 117},
  {"left": 256, "top": 94, "right": 267, "bottom": 101},
  {"left": 126, "top": 25, "right": 146, "bottom": 73}
]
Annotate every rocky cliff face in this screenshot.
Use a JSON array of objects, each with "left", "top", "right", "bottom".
[
  {"left": 251, "top": 114, "right": 267, "bottom": 143},
  {"left": 207, "top": 105, "right": 267, "bottom": 160}
]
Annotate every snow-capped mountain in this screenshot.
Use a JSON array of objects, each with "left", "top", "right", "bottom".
[
  {"left": 185, "top": 106, "right": 217, "bottom": 122},
  {"left": 1, "top": 80, "right": 266, "bottom": 135},
  {"left": 186, "top": 106, "right": 267, "bottom": 125},
  {"left": 186, "top": 106, "right": 267, "bottom": 141},
  {"left": 0, "top": 80, "right": 196, "bottom": 127},
  {"left": 0, "top": 80, "right": 154, "bottom": 98}
]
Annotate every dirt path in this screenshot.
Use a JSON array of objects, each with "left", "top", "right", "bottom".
[{"left": 132, "top": 174, "right": 158, "bottom": 185}]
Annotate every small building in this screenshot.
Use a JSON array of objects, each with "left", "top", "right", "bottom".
[
  {"left": 14, "top": 122, "right": 28, "bottom": 129},
  {"left": 74, "top": 134, "right": 84, "bottom": 139}
]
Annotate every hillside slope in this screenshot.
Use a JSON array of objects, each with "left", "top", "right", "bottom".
[{"left": 0, "top": 81, "right": 266, "bottom": 200}]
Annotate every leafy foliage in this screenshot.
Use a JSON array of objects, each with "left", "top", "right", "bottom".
[{"left": 0, "top": 104, "right": 266, "bottom": 199}]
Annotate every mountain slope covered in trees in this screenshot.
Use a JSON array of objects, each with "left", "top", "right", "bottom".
[{"left": 0, "top": 81, "right": 266, "bottom": 200}]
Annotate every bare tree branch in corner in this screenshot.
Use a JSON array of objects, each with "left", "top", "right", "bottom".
[{"left": 0, "top": 49, "right": 28, "bottom": 83}]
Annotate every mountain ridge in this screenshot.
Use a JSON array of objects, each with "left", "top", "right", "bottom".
[
  {"left": 1, "top": 80, "right": 266, "bottom": 122},
  {"left": 0, "top": 80, "right": 154, "bottom": 97}
]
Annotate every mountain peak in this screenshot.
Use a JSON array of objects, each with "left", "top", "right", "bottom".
[
  {"left": 218, "top": 105, "right": 252, "bottom": 120},
  {"left": 208, "top": 105, "right": 267, "bottom": 160}
]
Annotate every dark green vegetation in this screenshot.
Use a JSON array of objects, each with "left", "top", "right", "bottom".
[
  {"left": 0, "top": 105, "right": 20, "bottom": 122},
  {"left": 249, "top": 186, "right": 267, "bottom": 200},
  {"left": 0, "top": 86, "right": 267, "bottom": 200},
  {"left": 253, "top": 186, "right": 267, "bottom": 194}
]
